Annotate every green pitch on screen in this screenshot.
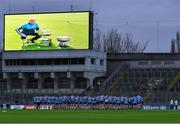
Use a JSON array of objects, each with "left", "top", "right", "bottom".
[{"left": 4, "top": 12, "right": 89, "bottom": 51}]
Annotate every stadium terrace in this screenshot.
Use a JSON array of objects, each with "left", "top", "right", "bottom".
[{"left": 0, "top": 52, "right": 180, "bottom": 110}]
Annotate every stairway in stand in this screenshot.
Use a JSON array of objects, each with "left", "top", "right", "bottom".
[
  {"left": 99, "top": 63, "right": 130, "bottom": 95},
  {"left": 167, "top": 73, "right": 180, "bottom": 91}
]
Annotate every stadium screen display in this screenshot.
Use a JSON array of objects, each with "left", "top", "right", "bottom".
[{"left": 4, "top": 11, "right": 92, "bottom": 51}]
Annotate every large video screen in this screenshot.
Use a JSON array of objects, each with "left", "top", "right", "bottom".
[{"left": 4, "top": 12, "right": 92, "bottom": 51}]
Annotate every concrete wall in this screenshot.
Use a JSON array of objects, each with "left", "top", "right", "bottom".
[{"left": 2, "top": 50, "right": 106, "bottom": 73}]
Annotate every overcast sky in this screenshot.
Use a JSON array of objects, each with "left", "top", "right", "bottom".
[{"left": 0, "top": 0, "right": 179, "bottom": 52}]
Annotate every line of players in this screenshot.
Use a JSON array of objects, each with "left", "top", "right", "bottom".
[{"left": 33, "top": 95, "right": 143, "bottom": 110}]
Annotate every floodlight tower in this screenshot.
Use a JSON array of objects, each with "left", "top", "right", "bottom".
[
  {"left": 8, "top": 0, "right": 11, "bottom": 14},
  {"left": 156, "top": 20, "right": 160, "bottom": 52},
  {"left": 88, "top": 0, "right": 98, "bottom": 31},
  {"left": 32, "top": 6, "right": 35, "bottom": 13},
  {"left": 70, "top": 4, "right": 74, "bottom": 11},
  {"left": 32, "top": 0, "right": 36, "bottom": 13},
  {"left": 90, "top": 0, "right": 93, "bottom": 11}
]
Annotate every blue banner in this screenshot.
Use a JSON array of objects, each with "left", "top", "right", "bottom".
[{"left": 142, "top": 105, "right": 180, "bottom": 110}]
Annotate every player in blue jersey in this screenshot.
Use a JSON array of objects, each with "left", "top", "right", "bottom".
[
  {"left": 124, "top": 97, "right": 129, "bottom": 109},
  {"left": 136, "top": 95, "right": 143, "bottom": 109},
  {"left": 16, "top": 18, "right": 41, "bottom": 45},
  {"left": 132, "top": 97, "right": 138, "bottom": 109},
  {"left": 129, "top": 97, "right": 134, "bottom": 109},
  {"left": 120, "top": 96, "right": 124, "bottom": 109}
]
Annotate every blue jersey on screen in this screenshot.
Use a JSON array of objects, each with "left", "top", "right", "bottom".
[{"left": 18, "top": 23, "right": 39, "bottom": 35}]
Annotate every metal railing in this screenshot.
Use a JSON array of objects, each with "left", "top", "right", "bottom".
[
  {"left": 99, "top": 63, "right": 130, "bottom": 94},
  {"left": 167, "top": 72, "right": 180, "bottom": 91}
]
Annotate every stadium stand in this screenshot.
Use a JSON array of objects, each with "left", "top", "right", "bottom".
[
  {"left": 0, "top": 52, "right": 180, "bottom": 105},
  {"left": 87, "top": 53, "right": 180, "bottom": 104}
]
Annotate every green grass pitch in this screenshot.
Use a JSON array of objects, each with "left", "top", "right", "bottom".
[
  {"left": 0, "top": 110, "right": 180, "bottom": 123},
  {"left": 4, "top": 12, "right": 89, "bottom": 51}
]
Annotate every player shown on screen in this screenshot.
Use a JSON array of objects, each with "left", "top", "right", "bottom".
[{"left": 15, "top": 18, "right": 41, "bottom": 45}]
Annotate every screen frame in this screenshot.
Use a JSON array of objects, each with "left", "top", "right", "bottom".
[{"left": 3, "top": 11, "right": 93, "bottom": 52}]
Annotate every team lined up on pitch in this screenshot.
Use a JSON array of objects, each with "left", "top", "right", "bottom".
[{"left": 33, "top": 95, "right": 144, "bottom": 110}]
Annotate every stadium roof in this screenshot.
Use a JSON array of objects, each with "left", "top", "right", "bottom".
[{"left": 107, "top": 53, "right": 180, "bottom": 61}]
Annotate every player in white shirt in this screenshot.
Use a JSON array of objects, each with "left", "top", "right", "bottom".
[
  {"left": 174, "top": 99, "right": 178, "bottom": 110},
  {"left": 170, "top": 99, "right": 174, "bottom": 110}
]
